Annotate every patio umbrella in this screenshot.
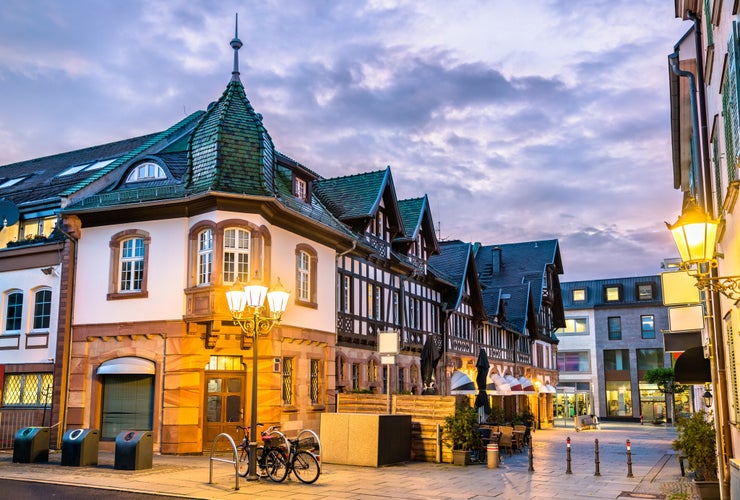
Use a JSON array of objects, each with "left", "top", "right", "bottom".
[
  {"left": 474, "top": 348, "right": 491, "bottom": 415},
  {"left": 420, "top": 335, "right": 441, "bottom": 395}
]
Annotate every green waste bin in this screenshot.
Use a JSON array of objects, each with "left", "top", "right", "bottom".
[
  {"left": 114, "top": 430, "right": 153, "bottom": 470},
  {"left": 61, "top": 428, "right": 100, "bottom": 466},
  {"left": 13, "top": 427, "right": 50, "bottom": 463}
]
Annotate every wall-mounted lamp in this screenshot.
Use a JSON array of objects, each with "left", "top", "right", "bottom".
[
  {"left": 666, "top": 198, "right": 740, "bottom": 300},
  {"left": 41, "top": 266, "right": 58, "bottom": 276},
  {"left": 703, "top": 383, "right": 713, "bottom": 408}
]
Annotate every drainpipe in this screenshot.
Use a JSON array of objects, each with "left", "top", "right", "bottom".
[{"left": 669, "top": 52, "right": 705, "bottom": 208}]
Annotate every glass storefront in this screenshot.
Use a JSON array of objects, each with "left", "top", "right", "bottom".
[
  {"left": 605, "top": 381, "right": 632, "bottom": 417},
  {"left": 638, "top": 383, "right": 666, "bottom": 421},
  {"left": 554, "top": 383, "right": 592, "bottom": 424}
]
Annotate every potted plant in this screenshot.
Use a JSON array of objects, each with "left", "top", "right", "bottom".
[
  {"left": 672, "top": 411, "right": 719, "bottom": 499},
  {"left": 443, "top": 406, "right": 482, "bottom": 465},
  {"left": 486, "top": 406, "right": 506, "bottom": 425}
]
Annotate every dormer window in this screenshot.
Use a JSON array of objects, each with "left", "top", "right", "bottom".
[
  {"left": 126, "top": 162, "right": 166, "bottom": 183},
  {"left": 294, "top": 177, "right": 307, "bottom": 201},
  {"left": 0, "top": 177, "right": 26, "bottom": 189}
]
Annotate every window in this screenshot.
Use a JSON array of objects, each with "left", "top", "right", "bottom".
[
  {"left": 637, "top": 284, "right": 654, "bottom": 301},
  {"left": 605, "top": 381, "right": 632, "bottom": 417},
  {"left": 641, "top": 315, "right": 656, "bottom": 339},
  {"left": 120, "top": 238, "right": 145, "bottom": 292},
  {"left": 5, "top": 291, "right": 23, "bottom": 331},
  {"left": 556, "top": 351, "right": 590, "bottom": 372},
  {"left": 392, "top": 291, "right": 400, "bottom": 325},
  {"left": 223, "top": 228, "right": 250, "bottom": 284},
  {"left": 608, "top": 317, "right": 622, "bottom": 340},
  {"left": 295, "top": 245, "right": 317, "bottom": 307},
  {"left": 603, "top": 349, "right": 630, "bottom": 371},
  {"left": 33, "top": 289, "right": 52, "bottom": 330},
  {"left": 605, "top": 286, "right": 621, "bottom": 302},
  {"left": 0, "top": 177, "right": 26, "bottom": 189},
  {"left": 125, "top": 162, "right": 166, "bottom": 183},
  {"left": 198, "top": 229, "right": 213, "bottom": 285},
  {"left": 340, "top": 275, "right": 352, "bottom": 313},
  {"left": 282, "top": 357, "right": 294, "bottom": 405},
  {"left": 352, "top": 363, "right": 359, "bottom": 390},
  {"left": 557, "top": 318, "right": 588, "bottom": 335},
  {"left": 572, "top": 289, "right": 586, "bottom": 301},
  {"left": 294, "top": 177, "right": 307, "bottom": 201},
  {"left": 398, "top": 367, "right": 405, "bottom": 393},
  {"left": 637, "top": 349, "right": 664, "bottom": 371},
  {"left": 310, "top": 359, "right": 321, "bottom": 405},
  {"left": 368, "top": 360, "right": 378, "bottom": 383},
  {"left": 108, "top": 230, "right": 150, "bottom": 300},
  {"left": 367, "top": 284, "right": 382, "bottom": 320},
  {"left": 2, "top": 373, "right": 53, "bottom": 406}
]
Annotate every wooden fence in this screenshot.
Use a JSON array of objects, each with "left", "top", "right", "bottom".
[{"left": 336, "top": 393, "right": 459, "bottom": 463}]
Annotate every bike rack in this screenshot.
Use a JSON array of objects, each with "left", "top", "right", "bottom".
[
  {"left": 296, "top": 429, "right": 322, "bottom": 466},
  {"left": 208, "top": 432, "right": 240, "bottom": 491}
]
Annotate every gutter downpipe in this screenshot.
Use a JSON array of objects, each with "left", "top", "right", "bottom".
[{"left": 687, "top": 12, "right": 733, "bottom": 500}]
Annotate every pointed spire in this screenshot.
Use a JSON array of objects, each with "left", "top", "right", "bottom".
[{"left": 230, "top": 13, "right": 243, "bottom": 82}]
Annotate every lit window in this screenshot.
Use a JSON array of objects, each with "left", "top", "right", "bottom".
[
  {"left": 310, "top": 359, "right": 321, "bottom": 405},
  {"left": 125, "top": 162, "right": 166, "bottom": 183},
  {"left": 33, "top": 289, "right": 52, "bottom": 330},
  {"left": 282, "top": 357, "right": 294, "bottom": 405},
  {"left": 557, "top": 318, "right": 588, "bottom": 335},
  {"left": 605, "top": 286, "right": 620, "bottom": 301},
  {"left": 5, "top": 291, "right": 23, "bottom": 331},
  {"left": 2, "top": 373, "right": 53, "bottom": 407},
  {"left": 198, "top": 229, "right": 213, "bottom": 285},
  {"left": 572, "top": 289, "right": 585, "bottom": 301},
  {"left": 223, "top": 228, "right": 250, "bottom": 284},
  {"left": 556, "top": 352, "right": 590, "bottom": 372},
  {"left": 120, "top": 238, "right": 145, "bottom": 292}
]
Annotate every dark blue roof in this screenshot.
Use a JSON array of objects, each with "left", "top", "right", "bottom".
[{"left": 560, "top": 275, "right": 663, "bottom": 309}]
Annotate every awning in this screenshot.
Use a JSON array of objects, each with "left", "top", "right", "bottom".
[
  {"left": 674, "top": 346, "right": 711, "bottom": 384},
  {"left": 541, "top": 384, "right": 557, "bottom": 394},
  {"left": 486, "top": 373, "right": 511, "bottom": 395},
  {"left": 450, "top": 370, "right": 476, "bottom": 394},
  {"left": 519, "top": 377, "right": 535, "bottom": 392},
  {"left": 97, "top": 357, "right": 155, "bottom": 375},
  {"left": 504, "top": 375, "right": 523, "bottom": 392}
]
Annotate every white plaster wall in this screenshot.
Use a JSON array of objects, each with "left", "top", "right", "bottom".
[
  {"left": 0, "top": 267, "right": 60, "bottom": 364},
  {"left": 74, "top": 210, "right": 336, "bottom": 332},
  {"left": 557, "top": 307, "right": 599, "bottom": 411}
]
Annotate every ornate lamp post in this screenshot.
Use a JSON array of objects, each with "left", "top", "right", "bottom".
[
  {"left": 226, "top": 279, "right": 289, "bottom": 481},
  {"left": 666, "top": 198, "right": 740, "bottom": 499}
]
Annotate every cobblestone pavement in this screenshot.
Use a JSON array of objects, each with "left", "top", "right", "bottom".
[{"left": 0, "top": 422, "right": 699, "bottom": 499}]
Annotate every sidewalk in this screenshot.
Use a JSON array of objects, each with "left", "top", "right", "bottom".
[{"left": 0, "top": 422, "right": 698, "bottom": 499}]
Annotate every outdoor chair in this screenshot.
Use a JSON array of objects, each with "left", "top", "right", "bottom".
[{"left": 498, "top": 429, "right": 514, "bottom": 456}]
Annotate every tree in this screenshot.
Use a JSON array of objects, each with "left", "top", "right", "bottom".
[{"left": 644, "top": 367, "right": 688, "bottom": 424}]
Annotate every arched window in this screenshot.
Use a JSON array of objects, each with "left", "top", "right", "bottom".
[
  {"left": 32, "top": 289, "right": 52, "bottom": 330},
  {"left": 223, "top": 228, "right": 250, "bottom": 284},
  {"left": 198, "top": 228, "right": 213, "bottom": 285},
  {"left": 108, "top": 229, "right": 150, "bottom": 300},
  {"left": 125, "top": 162, "right": 166, "bottom": 183},
  {"left": 5, "top": 290, "right": 23, "bottom": 332}
]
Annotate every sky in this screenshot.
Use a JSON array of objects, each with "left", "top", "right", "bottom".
[{"left": 0, "top": 1, "right": 691, "bottom": 281}]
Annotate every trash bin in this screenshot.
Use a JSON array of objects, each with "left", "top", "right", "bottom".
[
  {"left": 487, "top": 443, "right": 499, "bottom": 469},
  {"left": 13, "top": 427, "right": 50, "bottom": 463},
  {"left": 61, "top": 428, "right": 100, "bottom": 466},
  {"left": 114, "top": 430, "right": 153, "bottom": 470}
]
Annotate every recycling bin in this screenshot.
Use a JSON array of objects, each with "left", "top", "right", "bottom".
[
  {"left": 114, "top": 430, "right": 153, "bottom": 470},
  {"left": 61, "top": 428, "right": 100, "bottom": 466},
  {"left": 12, "top": 427, "right": 50, "bottom": 463}
]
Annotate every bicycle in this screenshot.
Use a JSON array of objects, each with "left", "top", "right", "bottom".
[
  {"left": 265, "top": 434, "right": 321, "bottom": 484},
  {"left": 236, "top": 423, "right": 288, "bottom": 479}
]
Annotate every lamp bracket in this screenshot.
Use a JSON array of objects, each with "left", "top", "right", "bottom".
[{"left": 679, "top": 261, "right": 740, "bottom": 301}]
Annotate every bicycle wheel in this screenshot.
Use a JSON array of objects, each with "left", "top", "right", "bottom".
[
  {"left": 265, "top": 448, "right": 288, "bottom": 483},
  {"left": 237, "top": 447, "right": 249, "bottom": 477},
  {"left": 292, "top": 450, "right": 320, "bottom": 484},
  {"left": 254, "top": 446, "right": 268, "bottom": 478}
]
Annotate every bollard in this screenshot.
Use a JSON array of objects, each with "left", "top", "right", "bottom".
[
  {"left": 528, "top": 437, "right": 534, "bottom": 472},
  {"left": 566, "top": 436, "right": 572, "bottom": 475},
  {"left": 626, "top": 439, "right": 634, "bottom": 478},
  {"left": 594, "top": 438, "right": 600, "bottom": 476},
  {"left": 487, "top": 443, "right": 499, "bottom": 469},
  {"left": 640, "top": 414, "right": 643, "bottom": 425}
]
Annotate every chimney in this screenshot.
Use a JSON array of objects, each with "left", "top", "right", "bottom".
[{"left": 492, "top": 246, "right": 502, "bottom": 273}]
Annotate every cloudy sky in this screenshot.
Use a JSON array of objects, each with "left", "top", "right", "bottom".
[{"left": 0, "top": 1, "right": 689, "bottom": 281}]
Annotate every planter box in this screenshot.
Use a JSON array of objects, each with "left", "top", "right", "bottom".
[
  {"left": 320, "top": 413, "right": 411, "bottom": 467},
  {"left": 694, "top": 480, "right": 720, "bottom": 500},
  {"left": 452, "top": 449, "right": 471, "bottom": 466}
]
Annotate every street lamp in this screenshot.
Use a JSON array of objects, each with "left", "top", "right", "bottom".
[
  {"left": 666, "top": 197, "right": 740, "bottom": 300},
  {"left": 226, "top": 278, "right": 289, "bottom": 481},
  {"left": 703, "top": 383, "right": 713, "bottom": 409}
]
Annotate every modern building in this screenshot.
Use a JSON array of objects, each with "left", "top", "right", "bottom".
[{"left": 558, "top": 276, "right": 675, "bottom": 423}]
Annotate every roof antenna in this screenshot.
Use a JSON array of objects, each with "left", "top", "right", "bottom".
[{"left": 230, "top": 13, "right": 242, "bottom": 82}]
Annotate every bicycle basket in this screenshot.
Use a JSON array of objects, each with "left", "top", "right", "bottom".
[{"left": 295, "top": 436, "right": 318, "bottom": 452}]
